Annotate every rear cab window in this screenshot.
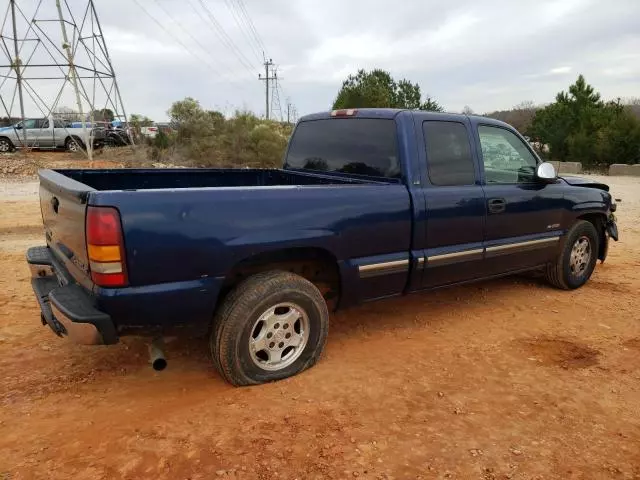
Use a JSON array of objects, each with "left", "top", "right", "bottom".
[
  {"left": 423, "top": 121, "right": 475, "bottom": 186},
  {"left": 285, "top": 118, "right": 401, "bottom": 179}
]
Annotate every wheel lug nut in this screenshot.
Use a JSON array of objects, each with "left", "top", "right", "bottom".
[
  {"left": 267, "top": 332, "right": 273, "bottom": 339},
  {"left": 278, "top": 342, "right": 284, "bottom": 348},
  {"left": 274, "top": 323, "right": 280, "bottom": 329},
  {"left": 269, "top": 342, "right": 275, "bottom": 349},
  {"left": 283, "top": 323, "right": 289, "bottom": 329},
  {"left": 285, "top": 333, "right": 291, "bottom": 339}
]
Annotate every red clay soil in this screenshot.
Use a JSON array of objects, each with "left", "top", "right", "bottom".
[{"left": 1, "top": 176, "right": 639, "bottom": 480}]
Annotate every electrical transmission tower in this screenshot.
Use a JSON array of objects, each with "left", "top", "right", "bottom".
[
  {"left": 0, "top": 0, "right": 130, "bottom": 159},
  {"left": 270, "top": 68, "right": 283, "bottom": 122}
]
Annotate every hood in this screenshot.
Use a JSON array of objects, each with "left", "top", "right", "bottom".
[
  {"left": 0, "top": 126, "right": 13, "bottom": 132},
  {"left": 559, "top": 175, "right": 609, "bottom": 192}
]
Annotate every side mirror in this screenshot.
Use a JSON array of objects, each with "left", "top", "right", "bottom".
[
  {"left": 15, "top": 124, "right": 22, "bottom": 130},
  {"left": 536, "top": 162, "right": 557, "bottom": 183}
]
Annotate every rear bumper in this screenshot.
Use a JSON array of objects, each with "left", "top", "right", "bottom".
[{"left": 27, "top": 246, "right": 118, "bottom": 345}]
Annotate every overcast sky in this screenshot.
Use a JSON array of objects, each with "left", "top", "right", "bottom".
[{"left": 2, "top": 0, "right": 639, "bottom": 121}]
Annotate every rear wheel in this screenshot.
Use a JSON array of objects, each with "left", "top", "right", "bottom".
[
  {"left": 65, "top": 137, "right": 83, "bottom": 152},
  {"left": 0, "top": 137, "right": 14, "bottom": 153},
  {"left": 211, "top": 271, "right": 329, "bottom": 386},
  {"left": 546, "top": 220, "right": 599, "bottom": 290}
]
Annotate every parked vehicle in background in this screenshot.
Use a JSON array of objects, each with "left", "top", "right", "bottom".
[
  {"left": 25, "top": 108, "right": 618, "bottom": 386},
  {"left": 140, "top": 126, "right": 158, "bottom": 139},
  {"left": 0, "top": 116, "right": 105, "bottom": 152}
]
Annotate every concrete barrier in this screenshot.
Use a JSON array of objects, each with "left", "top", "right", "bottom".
[
  {"left": 609, "top": 164, "right": 640, "bottom": 176},
  {"left": 558, "top": 162, "right": 582, "bottom": 174},
  {"left": 548, "top": 161, "right": 582, "bottom": 174}
]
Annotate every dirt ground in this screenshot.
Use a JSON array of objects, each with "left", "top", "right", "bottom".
[{"left": 0, "top": 161, "right": 639, "bottom": 479}]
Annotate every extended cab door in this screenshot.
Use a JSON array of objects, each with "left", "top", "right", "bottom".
[
  {"left": 35, "top": 118, "right": 53, "bottom": 148},
  {"left": 474, "top": 122, "right": 564, "bottom": 274},
  {"left": 416, "top": 117, "right": 487, "bottom": 288}
]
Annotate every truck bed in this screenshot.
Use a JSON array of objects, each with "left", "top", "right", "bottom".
[{"left": 56, "top": 168, "right": 388, "bottom": 191}]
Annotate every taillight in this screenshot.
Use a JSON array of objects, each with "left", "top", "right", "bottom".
[{"left": 86, "top": 206, "right": 127, "bottom": 287}]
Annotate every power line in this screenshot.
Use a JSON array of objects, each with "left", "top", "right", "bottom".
[
  {"left": 132, "top": 0, "right": 247, "bottom": 91},
  {"left": 193, "top": 0, "right": 257, "bottom": 75},
  {"left": 152, "top": 0, "right": 249, "bottom": 83},
  {"left": 222, "top": 0, "right": 262, "bottom": 64},
  {"left": 234, "top": 0, "right": 267, "bottom": 56}
]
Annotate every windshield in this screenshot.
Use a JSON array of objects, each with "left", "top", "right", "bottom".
[{"left": 284, "top": 118, "right": 400, "bottom": 178}]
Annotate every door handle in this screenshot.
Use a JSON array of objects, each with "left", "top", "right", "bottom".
[{"left": 488, "top": 197, "right": 506, "bottom": 214}]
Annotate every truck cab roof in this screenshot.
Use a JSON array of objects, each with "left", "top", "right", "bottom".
[{"left": 299, "top": 108, "right": 513, "bottom": 129}]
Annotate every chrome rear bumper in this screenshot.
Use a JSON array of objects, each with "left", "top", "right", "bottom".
[{"left": 27, "top": 246, "right": 118, "bottom": 345}]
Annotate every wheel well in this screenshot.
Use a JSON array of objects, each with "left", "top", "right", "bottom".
[
  {"left": 577, "top": 213, "right": 607, "bottom": 260},
  {"left": 0, "top": 136, "right": 13, "bottom": 144},
  {"left": 222, "top": 247, "right": 341, "bottom": 306}
]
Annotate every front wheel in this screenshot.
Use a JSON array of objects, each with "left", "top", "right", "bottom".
[
  {"left": 211, "top": 271, "right": 329, "bottom": 386},
  {"left": 546, "top": 220, "right": 599, "bottom": 290},
  {"left": 0, "top": 137, "right": 14, "bottom": 153}
]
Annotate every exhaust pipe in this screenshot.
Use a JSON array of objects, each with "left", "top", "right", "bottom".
[{"left": 149, "top": 337, "right": 167, "bottom": 371}]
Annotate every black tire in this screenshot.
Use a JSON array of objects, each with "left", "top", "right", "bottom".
[
  {"left": 65, "top": 137, "right": 84, "bottom": 152},
  {"left": 546, "top": 220, "right": 599, "bottom": 290},
  {"left": 0, "top": 137, "right": 15, "bottom": 153},
  {"left": 211, "top": 271, "right": 329, "bottom": 386}
]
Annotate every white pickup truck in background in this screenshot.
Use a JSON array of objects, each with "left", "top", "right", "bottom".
[{"left": 0, "top": 116, "right": 105, "bottom": 152}]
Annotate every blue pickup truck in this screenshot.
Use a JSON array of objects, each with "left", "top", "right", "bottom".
[{"left": 27, "top": 108, "right": 618, "bottom": 386}]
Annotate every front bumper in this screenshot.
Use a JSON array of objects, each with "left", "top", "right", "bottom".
[{"left": 27, "top": 246, "right": 118, "bottom": 345}]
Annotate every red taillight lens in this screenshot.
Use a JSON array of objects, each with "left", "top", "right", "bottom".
[
  {"left": 86, "top": 206, "right": 127, "bottom": 287},
  {"left": 87, "top": 206, "right": 121, "bottom": 245}
]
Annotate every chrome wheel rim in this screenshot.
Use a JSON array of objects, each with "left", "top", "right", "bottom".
[
  {"left": 0, "top": 140, "right": 9, "bottom": 152},
  {"left": 68, "top": 141, "right": 79, "bottom": 152},
  {"left": 569, "top": 236, "right": 591, "bottom": 277},
  {"left": 249, "top": 302, "right": 309, "bottom": 371}
]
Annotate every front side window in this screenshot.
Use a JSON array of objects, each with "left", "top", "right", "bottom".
[
  {"left": 19, "top": 119, "right": 37, "bottom": 129},
  {"left": 285, "top": 118, "right": 400, "bottom": 178},
  {"left": 423, "top": 121, "right": 475, "bottom": 186},
  {"left": 37, "top": 119, "right": 49, "bottom": 129},
  {"left": 478, "top": 125, "right": 537, "bottom": 184}
]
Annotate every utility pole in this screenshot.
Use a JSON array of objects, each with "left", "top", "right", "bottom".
[
  {"left": 9, "top": 0, "right": 27, "bottom": 149},
  {"left": 286, "top": 98, "right": 294, "bottom": 125},
  {"left": 55, "top": 0, "right": 92, "bottom": 160},
  {"left": 258, "top": 58, "right": 275, "bottom": 120}
]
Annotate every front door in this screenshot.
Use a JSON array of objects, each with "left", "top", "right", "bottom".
[
  {"left": 475, "top": 123, "right": 564, "bottom": 275},
  {"left": 15, "top": 119, "right": 38, "bottom": 148},
  {"left": 419, "top": 119, "right": 487, "bottom": 288}
]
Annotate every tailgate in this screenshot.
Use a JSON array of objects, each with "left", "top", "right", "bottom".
[{"left": 39, "top": 170, "right": 94, "bottom": 288}]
